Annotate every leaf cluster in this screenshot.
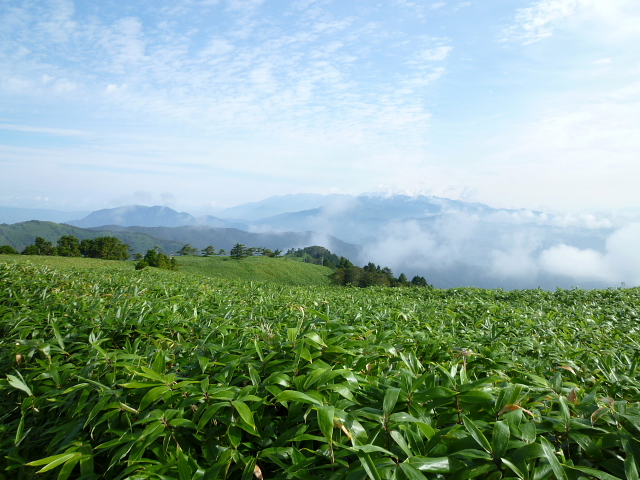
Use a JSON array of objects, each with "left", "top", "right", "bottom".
[{"left": 1, "top": 260, "right": 640, "bottom": 479}]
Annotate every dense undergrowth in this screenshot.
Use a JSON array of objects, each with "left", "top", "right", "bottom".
[{"left": 1, "top": 258, "right": 640, "bottom": 479}]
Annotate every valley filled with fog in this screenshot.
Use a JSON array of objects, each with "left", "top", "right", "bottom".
[{"left": 4, "top": 193, "right": 638, "bottom": 290}]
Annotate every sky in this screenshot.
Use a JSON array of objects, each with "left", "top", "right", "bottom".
[{"left": 1, "top": 0, "right": 639, "bottom": 214}]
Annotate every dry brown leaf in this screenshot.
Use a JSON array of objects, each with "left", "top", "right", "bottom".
[
  {"left": 591, "top": 406, "right": 609, "bottom": 425},
  {"left": 567, "top": 389, "right": 578, "bottom": 404},
  {"left": 498, "top": 404, "right": 535, "bottom": 417},
  {"left": 16, "top": 353, "right": 23, "bottom": 365},
  {"left": 497, "top": 404, "right": 521, "bottom": 416},
  {"left": 254, "top": 464, "right": 264, "bottom": 480},
  {"left": 335, "top": 420, "right": 352, "bottom": 439}
]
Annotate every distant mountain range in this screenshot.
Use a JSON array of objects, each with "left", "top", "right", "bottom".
[
  {"left": 67, "top": 205, "right": 248, "bottom": 230},
  {"left": 214, "top": 193, "right": 353, "bottom": 221},
  {"left": 0, "top": 221, "right": 359, "bottom": 261},
  {"left": 0, "top": 193, "right": 630, "bottom": 289}
]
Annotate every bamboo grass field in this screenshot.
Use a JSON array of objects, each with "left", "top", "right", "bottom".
[{"left": 2, "top": 255, "right": 640, "bottom": 479}]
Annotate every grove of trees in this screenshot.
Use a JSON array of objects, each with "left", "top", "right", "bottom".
[
  {"left": 330, "top": 259, "right": 431, "bottom": 288},
  {"left": 18, "top": 236, "right": 130, "bottom": 260},
  {"left": 135, "top": 248, "right": 178, "bottom": 271}
]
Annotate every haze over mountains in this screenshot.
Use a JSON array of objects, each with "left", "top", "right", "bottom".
[{"left": 2, "top": 193, "right": 639, "bottom": 290}]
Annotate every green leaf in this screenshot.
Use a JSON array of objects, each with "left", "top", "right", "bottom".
[
  {"left": 357, "top": 452, "right": 382, "bottom": 480},
  {"left": 399, "top": 462, "right": 429, "bottom": 480},
  {"left": 228, "top": 425, "right": 242, "bottom": 449},
  {"left": 500, "top": 458, "right": 526, "bottom": 480},
  {"left": 241, "top": 457, "right": 258, "bottom": 480},
  {"left": 352, "top": 445, "right": 397, "bottom": 457},
  {"left": 232, "top": 400, "right": 256, "bottom": 429},
  {"left": 622, "top": 436, "right": 640, "bottom": 480},
  {"left": 276, "top": 390, "right": 323, "bottom": 406},
  {"left": 6, "top": 374, "right": 32, "bottom": 396},
  {"left": 50, "top": 317, "right": 66, "bottom": 351},
  {"left": 391, "top": 430, "right": 413, "bottom": 457},
  {"left": 491, "top": 421, "right": 510, "bottom": 460},
  {"left": 540, "top": 437, "right": 567, "bottom": 480},
  {"left": 462, "top": 415, "right": 491, "bottom": 454},
  {"left": 57, "top": 455, "right": 82, "bottom": 480},
  {"left": 408, "top": 456, "right": 466, "bottom": 474},
  {"left": 383, "top": 387, "right": 401, "bottom": 416},
  {"left": 139, "top": 385, "right": 171, "bottom": 411},
  {"left": 317, "top": 405, "right": 335, "bottom": 443},
  {"left": 389, "top": 412, "right": 421, "bottom": 423},
  {"left": 566, "top": 466, "right": 622, "bottom": 480},
  {"left": 558, "top": 396, "right": 571, "bottom": 426},
  {"left": 27, "top": 453, "right": 81, "bottom": 473},
  {"left": 459, "top": 390, "right": 495, "bottom": 404},
  {"left": 177, "top": 449, "right": 192, "bottom": 480}
]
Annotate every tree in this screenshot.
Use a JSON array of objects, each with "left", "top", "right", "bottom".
[
  {"left": 230, "top": 243, "right": 249, "bottom": 260},
  {"left": 21, "top": 245, "right": 40, "bottom": 255},
  {"left": 22, "top": 237, "right": 56, "bottom": 256},
  {"left": 0, "top": 245, "right": 19, "bottom": 254},
  {"left": 218, "top": 249, "right": 226, "bottom": 256},
  {"left": 80, "top": 237, "right": 130, "bottom": 260},
  {"left": 397, "top": 273, "right": 409, "bottom": 285},
  {"left": 134, "top": 259, "right": 148, "bottom": 270},
  {"left": 201, "top": 246, "right": 216, "bottom": 257},
  {"left": 143, "top": 248, "right": 178, "bottom": 270},
  {"left": 178, "top": 244, "right": 199, "bottom": 256},
  {"left": 411, "top": 275, "right": 429, "bottom": 287},
  {"left": 57, "top": 235, "right": 81, "bottom": 257}
]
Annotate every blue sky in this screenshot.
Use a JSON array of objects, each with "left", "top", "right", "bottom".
[{"left": 1, "top": 0, "right": 639, "bottom": 213}]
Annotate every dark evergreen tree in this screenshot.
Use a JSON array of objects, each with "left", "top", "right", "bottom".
[
  {"left": 57, "top": 235, "right": 81, "bottom": 257},
  {"left": 178, "top": 244, "right": 199, "bottom": 256},
  {"left": 80, "top": 237, "right": 130, "bottom": 260},
  {"left": 411, "top": 275, "right": 429, "bottom": 287},
  {"left": 230, "top": 243, "right": 249, "bottom": 259}
]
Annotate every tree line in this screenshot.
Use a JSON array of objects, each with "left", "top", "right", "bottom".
[
  {"left": 2, "top": 235, "right": 130, "bottom": 260},
  {"left": 330, "top": 257, "right": 430, "bottom": 288},
  {"left": 1, "top": 238, "right": 431, "bottom": 287},
  {"left": 0, "top": 236, "right": 178, "bottom": 271}
]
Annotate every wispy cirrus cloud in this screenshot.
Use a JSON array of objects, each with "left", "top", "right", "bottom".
[{"left": 0, "top": 123, "right": 85, "bottom": 136}]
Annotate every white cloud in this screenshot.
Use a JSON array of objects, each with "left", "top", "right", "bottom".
[
  {"left": 53, "top": 78, "right": 78, "bottom": 93},
  {"left": 503, "top": 0, "right": 582, "bottom": 44},
  {"left": 417, "top": 46, "right": 453, "bottom": 62},
  {"left": 537, "top": 225, "right": 640, "bottom": 284},
  {"left": 503, "top": 0, "right": 640, "bottom": 45}
]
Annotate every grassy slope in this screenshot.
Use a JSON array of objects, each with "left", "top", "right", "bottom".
[
  {"left": 0, "top": 253, "right": 334, "bottom": 286},
  {"left": 176, "top": 255, "right": 334, "bottom": 285}
]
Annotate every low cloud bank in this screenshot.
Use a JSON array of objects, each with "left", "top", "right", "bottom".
[{"left": 359, "top": 216, "right": 639, "bottom": 289}]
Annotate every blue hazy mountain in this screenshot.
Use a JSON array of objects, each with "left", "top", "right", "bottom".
[
  {"left": 67, "top": 205, "right": 247, "bottom": 229},
  {"left": 217, "top": 193, "right": 353, "bottom": 221}
]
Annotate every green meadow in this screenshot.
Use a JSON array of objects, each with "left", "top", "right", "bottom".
[{"left": 1, "top": 255, "right": 640, "bottom": 479}]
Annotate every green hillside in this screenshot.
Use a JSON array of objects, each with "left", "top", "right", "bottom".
[
  {"left": 176, "top": 254, "right": 334, "bottom": 285},
  {"left": 0, "top": 221, "right": 184, "bottom": 254},
  {"left": 0, "top": 253, "right": 334, "bottom": 286}
]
